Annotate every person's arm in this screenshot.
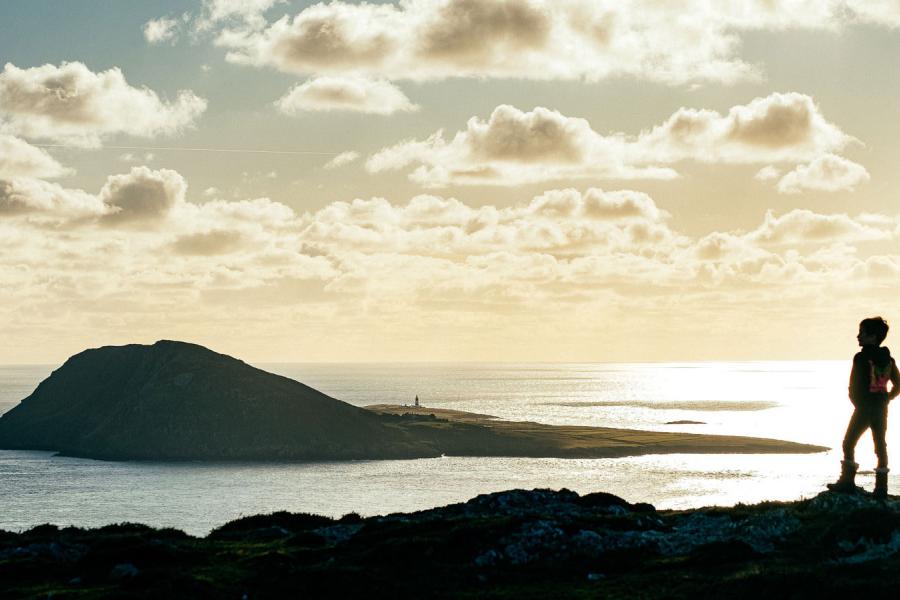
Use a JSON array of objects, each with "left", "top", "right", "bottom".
[
  {"left": 848, "top": 354, "right": 863, "bottom": 404},
  {"left": 889, "top": 359, "right": 900, "bottom": 401}
]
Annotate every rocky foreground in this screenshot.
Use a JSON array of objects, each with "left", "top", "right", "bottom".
[{"left": 3, "top": 488, "right": 900, "bottom": 599}]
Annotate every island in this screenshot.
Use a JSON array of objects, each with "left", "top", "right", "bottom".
[{"left": 0, "top": 340, "right": 826, "bottom": 461}]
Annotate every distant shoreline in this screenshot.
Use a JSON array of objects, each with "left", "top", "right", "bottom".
[{"left": 364, "top": 404, "right": 829, "bottom": 458}]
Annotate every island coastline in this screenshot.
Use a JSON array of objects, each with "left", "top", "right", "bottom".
[{"left": 365, "top": 404, "right": 828, "bottom": 458}]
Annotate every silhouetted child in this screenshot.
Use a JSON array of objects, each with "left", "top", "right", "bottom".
[{"left": 828, "top": 317, "right": 900, "bottom": 498}]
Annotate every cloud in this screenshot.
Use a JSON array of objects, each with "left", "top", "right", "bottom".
[
  {"left": 0, "top": 135, "right": 70, "bottom": 179},
  {"left": 525, "top": 188, "right": 667, "bottom": 222},
  {"left": 119, "top": 152, "right": 155, "bottom": 163},
  {"left": 367, "top": 94, "right": 853, "bottom": 187},
  {"left": 323, "top": 151, "right": 360, "bottom": 169},
  {"left": 300, "top": 187, "right": 679, "bottom": 260},
  {"left": 213, "top": 0, "right": 755, "bottom": 85},
  {"left": 0, "top": 62, "right": 207, "bottom": 147},
  {"left": 209, "top": 1, "right": 900, "bottom": 86},
  {"left": 171, "top": 230, "right": 244, "bottom": 255},
  {"left": 99, "top": 167, "right": 187, "bottom": 226},
  {"left": 0, "top": 177, "right": 102, "bottom": 218},
  {"left": 416, "top": 0, "right": 553, "bottom": 66},
  {"left": 366, "top": 105, "right": 677, "bottom": 187},
  {"left": 845, "top": 0, "right": 900, "bottom": 28},
  {"left": 275, "top": 76, "right": 418, "bottom": 115},
  {"left": 191, "top": 196, "right": 295, "bottom": 225},
  {"left": 853, "top": 255, "right": 900, "bottom": 281},
  {"left": 775, "top": 154, "right": 870, "bottom": 194},
  {"left": 143, "top": 17, "right": 180, "bottom": 44},
  {"left": 638, "top": 92, "right": 853, "bottom": 163},
  {"left": 198, "top": 0, "right": 285, "bottom": 31},
  {"left": 748, "top": 209, "right": 891, "bottom": 245},
  {"left": 4, "top": 167, "right": 900, "bottom": 362},
  {"left": 754, "top": 166, "right": 781, "bottom": 181}
]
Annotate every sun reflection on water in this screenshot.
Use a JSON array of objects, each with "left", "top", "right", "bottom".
[{"left": 1, "top": 360, "right": 896, "bottom": 533}]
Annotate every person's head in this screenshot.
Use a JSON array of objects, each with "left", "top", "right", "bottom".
[{"left": 858, "top": 317, "right": 890, "bottom": 347}]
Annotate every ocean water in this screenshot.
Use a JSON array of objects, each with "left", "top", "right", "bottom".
[{"left": 0, "top": 361, "right": 882, "bottom": 536}]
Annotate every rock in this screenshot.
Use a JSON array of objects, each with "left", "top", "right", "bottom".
[
  {"left": 313, "top": 523, "right": 364, "bottom": 545},
  {"left": 5, "top": 488, "right": 900, "bottom": 598},
  {"left": 109, "top": 562, "right": 140, "bottom": 580}
]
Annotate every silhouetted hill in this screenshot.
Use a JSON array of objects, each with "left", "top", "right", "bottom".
[{"left": 0, "top": 340, "right": 432, "bottom": 460}]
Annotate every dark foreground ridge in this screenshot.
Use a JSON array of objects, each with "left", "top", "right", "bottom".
[
  {"left": 2, "top": 488, "right": 900, "bottom": 599},
  {"left": 0, "top": 340, "right": 826, "bottom": 460}
]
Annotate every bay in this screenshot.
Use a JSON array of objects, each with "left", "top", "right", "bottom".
[{"left": 0, "top": 361, "right": 863, "bottom": 535}]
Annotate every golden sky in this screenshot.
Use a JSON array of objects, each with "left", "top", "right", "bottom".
[{"left": 1, "top": 0, "right": 899, "bottom": 363}]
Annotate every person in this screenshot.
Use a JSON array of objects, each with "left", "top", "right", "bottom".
[{"left": 828, "top": 317, "right": 900, "bottom": 498}]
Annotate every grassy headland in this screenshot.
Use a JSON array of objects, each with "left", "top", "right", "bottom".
[{"left": 367, "top": 404, "right": 828, "bottom": 458}]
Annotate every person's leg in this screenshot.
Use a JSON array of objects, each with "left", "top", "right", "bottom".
[
  {"left": 829, "top": 409, "right": 869, "bottom": 492},
  {"left": 872, "top": 402, "right": 889, "bottom": 498},
  {"left": 871, "top": 403, "right": 888, "bottom": 468},
  {"left": 842, "top": 408, "right": 869, "bottom": 462}
]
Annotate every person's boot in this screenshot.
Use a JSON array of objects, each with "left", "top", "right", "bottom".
[
  {"left": 874, "top": 467, "right": 889, "bottom": 499},
  {"left": 827, "top": 460, "right": 859, "bottom": 493}
]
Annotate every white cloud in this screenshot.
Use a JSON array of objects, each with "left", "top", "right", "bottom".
[
  {"left": 199, "top": 0, "right": 285, "bottom": 31},
  {"left": 0, "top": 62, "right": 207, "bottom": 147},
  {"left": 367, "top": 94, "right": 854, "bottom": 187},
  {"left": 367, "top": 105, "right": 677, "bottom": 187},
  {"left": 300, "top": 187, "right": 680, "bottom": 261},
  {"left": 775, "top": 154, "right": 870, "bottom": 194},
  {"left": 638, "top": 92, "right": 853, "bottom": 163},
  {"left": 845, "top": 0, "right": 900, "bottom": 28},
  {"left": 275, "top": 76, "right": 418, "bottom": 115},
  {"left": 754, "top": 166, "right": 781, "bottom": 181},
  {"left": 214, "top": 0, "right": 756, "bottom": 84},
  {"left": 0, "top": 177, "right": 102, "bottom": 218},
  {"left": 119, "top": 152, "right": 155, "bottom": 164},
  {"left": 324, "top": 151, "right": 360, "bottom": 170},
  {"left": 209, "top": 0, "right": 900, "bottom": 86},
  {"left": 191, "top": 196, "right": 295, "bottom": 226},
  {"left": 748, "top": 209, "right": 891, "bottom": 244},
  {"left": 3, "top": 167, "right": 900, "bottom": 361},
  {"left": 171, "top": 229, "right": 245, "bottom": 255},
  {"left": 853, "top": 255, "right": 900, "bottom": 281},
  {"left": 143, "top": 17, "right": 180, "bottom": 44},
  {"left": 0, "top": 134, "right": 70, "bottom": 179}
]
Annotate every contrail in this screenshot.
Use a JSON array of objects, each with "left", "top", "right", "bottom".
[{"left": 32, "top": 143, "right": 342, "bottom": 156}]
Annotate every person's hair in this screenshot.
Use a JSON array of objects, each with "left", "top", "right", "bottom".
[{"left": 860, "top": 316, "right": 890, "bottom": 345}]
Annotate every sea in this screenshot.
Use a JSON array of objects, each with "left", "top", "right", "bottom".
[{"left": 0, "top": 361, "right": 880, "bottom": 536}]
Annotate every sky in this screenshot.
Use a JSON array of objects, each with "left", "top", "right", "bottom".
[{"left": 1, "top": 0, "right": 900, "bottom": 364}]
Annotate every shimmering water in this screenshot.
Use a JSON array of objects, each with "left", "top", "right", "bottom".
[{"left": 0, "top": 361, "right": 879, "bottom": 535}]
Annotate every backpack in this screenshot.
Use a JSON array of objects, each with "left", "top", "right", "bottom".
[{"left": 869, "top": 359, "right": 892, "bottom": 393}]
